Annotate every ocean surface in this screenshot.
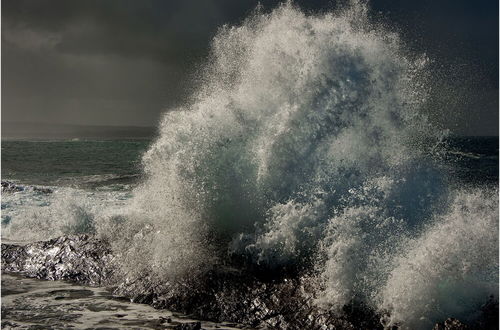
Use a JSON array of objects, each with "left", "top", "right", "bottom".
[
  {"left": 2, "top": 139, "right": 150, "bottom": 188},
  {"left": 1, "top": 3, "right": 499, "bottom": 329},
  {"left": 2, "top": 137, "right": 497, "bottom": 232},
  {"left": 2, "top": 136, "right": 498, "bottom": 188}
]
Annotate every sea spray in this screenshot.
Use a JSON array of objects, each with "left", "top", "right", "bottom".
[
  {"left": 120, "top": 1, "right": 443, "bottom": 278},
  {"left": 119, "top": 2, "right": 495, "bottom": 327},
  {"left": 1, "top": 187, "right": 127, "bottom": 242}
]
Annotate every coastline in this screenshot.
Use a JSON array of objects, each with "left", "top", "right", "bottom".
[
  {"left": 2, "top": 235, "right": 497, "bottom": 329},
  {"left": 1, "top": 272, "right": 243, "bottom": 329}
]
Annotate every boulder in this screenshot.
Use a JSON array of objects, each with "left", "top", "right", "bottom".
[{"left": 1, "top": 234, "right": 114, "bottom": 286}]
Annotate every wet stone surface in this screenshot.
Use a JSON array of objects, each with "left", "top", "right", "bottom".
[
  {"left": 2, "top": 236, "right": 497, "bottom": 329},
  {"left": 1, "top": 273, "right": 246, "bottom": 329}
]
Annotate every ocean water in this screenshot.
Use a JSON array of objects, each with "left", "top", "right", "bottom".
[
  {"left": 2, "top": 140, "right": 149, "bottom": 188},
  {"left": 1, "top": 140, "right": 148, "bottom": 241},
  {"left": 2, "top": 137, "right": 497, "bottom": 241},
  {"left": 1, "top": 2, "right": 498, "bottom": 329}
]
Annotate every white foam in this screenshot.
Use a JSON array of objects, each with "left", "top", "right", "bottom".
[
  {"left": 379, "top": 189, "right": 498, "bottom": 329},
  {"left": 115, "top": 1, "right": 442, "bottom": 280},
  {"left": 1, "top": 186, "right": 131, "bottom": 242}
]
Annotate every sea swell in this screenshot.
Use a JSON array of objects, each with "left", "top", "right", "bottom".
[{"left": 2, "top": 2, "right": 498, "bottom": 329}]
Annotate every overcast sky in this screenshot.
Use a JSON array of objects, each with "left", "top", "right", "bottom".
[{"left": 2, "top": 0, "right": 498, "bottom": 135}]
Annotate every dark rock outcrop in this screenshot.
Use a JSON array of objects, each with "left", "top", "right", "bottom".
[
  {"left": 113, "top": 268, "right": 374, "bottom": 329},
  {"left": 2, "top": 234, "right": 498, "bottom": 329},
  {"left": 174, "top": 322, "right": 202, "bottom": 330},
  {"left": 1, "top": 235, "right": 113, "bottom": 286},
  {"left": 1, "top": 181, "right": 24, "bottom": 193},
  {"left": 1, "top": 181, "right": 53, "bottom": 194},
  {"left": 433, "top": 318, "right": 469, "bottom": 330},
  {"left": 1, "top": 234, "right": 380, "bottom": 329}
]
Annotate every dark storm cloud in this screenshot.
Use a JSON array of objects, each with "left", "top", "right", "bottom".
[
  {"left": 2, "top": 0, "right": 498, "bottom": 135},
  {"left": 2, "top": 0, "right": 277, "bottom": 127},
  {"left": 3, "top": 0, "right": 260, "bottom": 62}
]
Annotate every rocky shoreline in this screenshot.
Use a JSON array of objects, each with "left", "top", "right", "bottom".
[
  {"left": 1, "top": 235, "right": 497, "bottom": 329},
  {"left": 1, "top": 181, "right": 53, "bottom": 194}
]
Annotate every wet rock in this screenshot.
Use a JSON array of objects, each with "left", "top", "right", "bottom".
[
  {"left": 32, "top": 186, "right": 53, "bottom": 194},
  {"left": 1, "top": 181, "right": 53, "bottom": 194},
  {"left": 2, "top": 234, "right": 382, "bottom": 329},
  {"left": 159, "top": 316, "right": 172, "bottom": 323},
  {"left": 0, "top": 235, "right": 383, "bottom": 329},
  {"left": 433, "top": 318, "right": 468, "bottom": 330},
  {"left": 1, "top": 181, "right": 25, "bottom": 193},
  {"left": 174, "top": 321, "right": 202, "bottom": 330},
  {"left": 1, "top": 235, "right": 114, "bottom": 286},
  {"left": 114, "top": 267, "right": 378, "bottom": 329},
  {"left": 2, "top": 234, "right": 498, "bottom": 330}
]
